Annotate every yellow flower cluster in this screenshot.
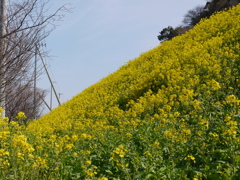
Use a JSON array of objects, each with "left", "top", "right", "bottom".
[
  {"left": 110, "top": 145, "right": 128, "bottom": 159},
  {"left": 184, "top": 155, "right": 196, "bottom": 164},
  {"left": 12, "top": 135, "right": 35, "bottom": 153},
  {"left": 224, "top": 115, "right": 238, "bottom": 138},
  {"left": 16, "top": 112, "right": 27, "bottom": 120},
  {"left": 32, "top": 156, "right": 48, "bottom": 169},
  {"left": 0, "top": 149, "right": 10, "bottom": 169}
]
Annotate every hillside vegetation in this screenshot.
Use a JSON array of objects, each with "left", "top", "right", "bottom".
[
  {"left": 1, "top": 4, "right": 240, "bottom": 180},
  {"left": 158, "top": 0, "right": 240, "bottom": 41}
]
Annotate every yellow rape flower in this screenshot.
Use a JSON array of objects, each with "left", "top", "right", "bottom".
[
  {"left": 207, "top": 79, "right": 221, "bottom": 90},
  {"left": 86, "top": 160, "right": 91, "bottom": 166},
  {"left": 192, "top": 100, "right": 202, "bottom": 110},
  {"left": 0, "top": 107, "right": 4, "bottom": 118},
  {"left": 16, "top": 111, "right": 27, "bottom": 120},
  {"left": 17, "top": 152, "right": 24, "bottom": 160},
  {"left": 126, "top": 133, "right": 132, "bottom": 138},
  {"left": 0, "top": 131, "right": 10, "bottom": 140},
  {"left": 71, "top": 134, "right": 78, "bottom": 141},
  {"left": 85, "top": 166, "right": 98, "bottom": 177},
  {"left": 143, "top": 151, "right": 153, "bottom": 158},
  {"left": 81, "top": 133, "right": 92, "bottom": 140},
  {"left": 152, "top": 141, "right": 160, "bottom": 148},
  {"left": 33, "top": 157, "right": 48, "bottom": 169},
  {"left": 0, "top": 149, "right": 9, "bottom": 157},
  {"left": 173, "top": 111, "right": 180, "bottom": 117},
  {"left": 224, "top": 115, "right": 231, "bottom": 122},
  {"left": 184, "top": 155, "right": 196, "bottom": 163},
  {"left": 98, "top": 177, "right": 108, "bottom": 180},
  {"left": 28, "top": 154, "right": 34, "bottom": 159},
  {"left": 65, "top": 144, "right": 74, "bottom": 151},
  {"left": 12, "top": 135, "right": 35, "bottom": 153},
  {"left": 210, "top": 133, "right": 219, "bottom": 138},
  {"left": 182, "top": 128, "right": 191, "bottom": 136},
  {"left": 110, "top": 145, "right": 128, "bottom": 159},
  {"left": 226, "top": 95, "right": 240, "bottom": 104}
]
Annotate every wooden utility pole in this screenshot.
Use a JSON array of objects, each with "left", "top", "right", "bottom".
[
  {"left": 37, "top": 47, "right": 61, "bottom": 106},
  {"left": 0, "top": 0, "right": 8, "bottom": 118}
]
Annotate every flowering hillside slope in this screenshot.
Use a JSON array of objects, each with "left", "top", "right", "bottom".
[{"left": 1, "top": 4, "right": 240, "bottom": 179}]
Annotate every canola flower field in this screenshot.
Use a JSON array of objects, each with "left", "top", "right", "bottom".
[{"left": 1, "top": 4, "right": 240, "bottom": 180}]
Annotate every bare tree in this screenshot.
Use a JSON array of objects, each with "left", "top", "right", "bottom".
[
  {"left": 6, "top": 82, "right": 47, "bottom": 121},
  {"left": 0, "top": 0, "right": 68, "bottom": 118},
  {"left": 182, "top": 5, "right": 206, "bottom": 27}
]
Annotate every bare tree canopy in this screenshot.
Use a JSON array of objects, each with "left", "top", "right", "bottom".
[
  {"left": 182, "top": 5, "right": 206, "bottom": 27},
  {"left": 0, "top": 0, "right": 68, "bottom": 118},
  {"left": 6, "top": 82, "right": 47, "bottom": 120}
]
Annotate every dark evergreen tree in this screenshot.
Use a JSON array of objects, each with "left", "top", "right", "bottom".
[{"left": 158, "top": 26, "right": 178, "bottom": 42}]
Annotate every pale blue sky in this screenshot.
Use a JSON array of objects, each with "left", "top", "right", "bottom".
[{"left": 38, "top": 0, "right": 206, "bottom": 111}]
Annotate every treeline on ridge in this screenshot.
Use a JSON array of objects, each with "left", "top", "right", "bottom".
[{"left": 158, "top": 0, "right": 240, "bottom": 42}]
